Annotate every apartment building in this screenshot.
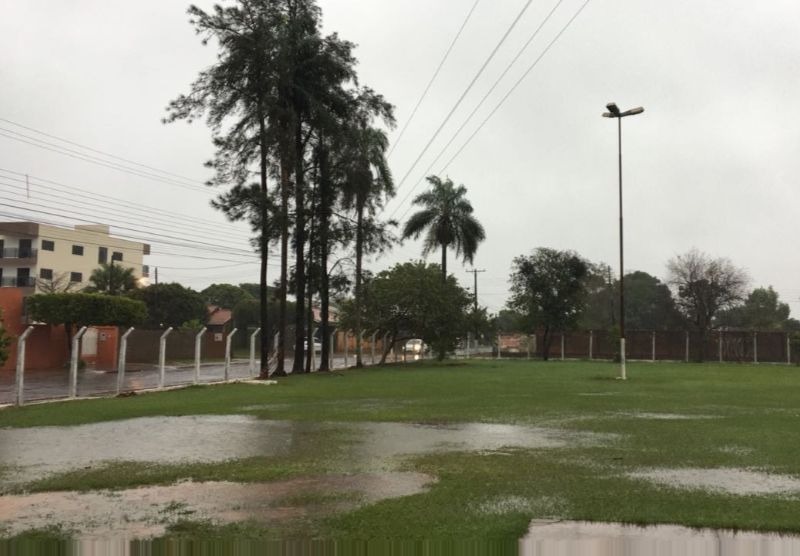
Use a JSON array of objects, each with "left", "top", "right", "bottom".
[{"left": 0, "top": 222, "right": 150, "bottom": 292}]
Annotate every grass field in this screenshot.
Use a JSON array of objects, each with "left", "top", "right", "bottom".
[{"left": 3, "top": 359, "right": 800, "bottom": 548}]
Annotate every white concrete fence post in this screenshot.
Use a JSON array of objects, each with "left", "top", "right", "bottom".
[
  {"left": 526, "top": 334, "right": 531, "bottom": 360},
  {"left": 359, "top": 331, "right": 365, "bottom": 365},
  {"left": 371, "top": 332, "right": 378, "bottom": 365},
  {"left": 788, "top": 335, "right": 792, "bottom": 366},
  {"left": 466, "top": 332, "right": 471, "bottom": 359},
  {"left": 719, "top": 331, "right": 723, "bottom": 363},
  {"left": 224, "top": 328, "right": 238, "bottom": 381},
  {"left": 69, "top": 326, "right": 88, "bottom": 399},
  {"left": 158, "top": 327, "right": 174, "bottom": 389},
  {"left": 344, "top": 332, "right": 349, "bottom": 368},
  {"left": 497, "top": 334, "right": 502, "bottom": 360},
  {"left": 382, "top": 332, "right": 390, "bottom": 365},
  {"left": 652, "top": 331, "right": 656, "bottom": 363},
  {"left": 15, "top": 326, "right": 34, "bottom": 407},
  {"left": 116, "top": 327, "right": 135, "bottom": 395},
  {"left": 753, "top": 332, "right": 758, "bottom": 364},
  {"left": 194, "top": 327, "right": 207, "bottom": 384},
  {"left": 589, "top": 330, "right": 594, "bottom": 361},
  {"left": 561, "top": 333, "right": 565, "bottom": 361},
  {"left": 249, "top": 327, "right": 261, "bottom": 376}
]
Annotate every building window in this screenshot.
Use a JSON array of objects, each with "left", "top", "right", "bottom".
[
  {"left": 112, "top": 251, "right": 123, "bottom": 262},
  {"left": 40, "top": 268, "right": 53, "bottom": 280},
  {"left": 42, "top": 240, "right": 55, "bottom": 251},
  {"left": 142, "top": 265, "right": 150, "bottom": 277},
  {"left": 72, "top": 245, "right": 84, "bottom": 256},
  {"left": 98, "top": 247, "right": 108, "bottom": 264},
  {"left": 70, "top": 272, "right": 83, "bottom": 283}
]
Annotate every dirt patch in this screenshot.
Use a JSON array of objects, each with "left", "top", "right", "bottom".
[
  {"left": 629, "top": 468, "right": 800, "bottom": 496},
  {"left": 0, "top": 472, "right": 434, "bottom": 540},
  {"left": 520, "top": 520, "right": 800, "bottom": 555}
]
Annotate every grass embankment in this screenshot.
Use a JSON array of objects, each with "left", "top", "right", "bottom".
[{"left": 3, "top": 360, "right": 800, "bottom": 542}]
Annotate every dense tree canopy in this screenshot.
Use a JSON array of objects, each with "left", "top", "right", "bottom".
[
  {"left": 127, "top": 283, "right": 207, "bottom": 329},
  {"left": 201, "top": 283, "right": 254, "bottom": 309},
  {"left": 508, "top": 248, "right": 589, "bottom": 360},
  {"left": 339, "top": 261, "right": 472, "bottom": 361},
  {"left": 717, "top": 286, "right": 794, "bottom": 330}
]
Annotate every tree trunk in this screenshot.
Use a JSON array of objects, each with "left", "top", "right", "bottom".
[
  {"left": 318, "top": 139, "right": 331, "bottom": 372},
  {"left": 292, "top": 118, "right": 306, "bottom": 374},
  {"left": 257, "top": 112, "right": 270, "bottom": 379},
  {"left": 541, "top": 327, "right": 551, "bottom": 361},
  {"left": 441, "top": 243, "right": 447, "bottom": 281},
  {"left": 379, "top": 329, "right": 397, "bottom": 365},
  {"left": 274, "top": 159, "right": 291, "bottom": 378},
  {"left": 304, "top": 205, "right": 315, "bottom": 374},
  {"left": 354, "top": 198, "right": 365, "bottom": 368}
]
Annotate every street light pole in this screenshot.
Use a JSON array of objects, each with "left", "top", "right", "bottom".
[{"left": 603, "top": 102, "right": 644, "bottom": 381}]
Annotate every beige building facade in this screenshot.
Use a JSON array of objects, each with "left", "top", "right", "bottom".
[{"left": 0, "top": 222, "right": 149, "bottom": 293}]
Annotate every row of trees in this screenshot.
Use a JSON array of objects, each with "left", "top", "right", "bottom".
[
  {"left": 505, "top": 247, "right": 798, "bottom": 359},
  {"left": 166, "top": 0, "right": 487, "bottom": 376}
]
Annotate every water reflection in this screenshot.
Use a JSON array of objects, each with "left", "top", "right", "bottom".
[{"left": 520, "top": 520, "right": 800, "bottom": 556}]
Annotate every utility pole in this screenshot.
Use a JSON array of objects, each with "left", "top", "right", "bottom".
[
  {"left": 466, "top": 269, "right": 486, "bottom": 312},
  {"left": 154, "top": 267, "right": 159, "bottom": 285}
]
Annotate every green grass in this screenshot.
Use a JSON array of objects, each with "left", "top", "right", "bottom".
[{"left": 4, "top": 359, "right": 800, "bottom": 545}]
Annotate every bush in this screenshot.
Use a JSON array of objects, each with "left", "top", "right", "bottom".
[
  {"left": 27, "top": 293, "right": 147, "bottom": 328},
  {"left": 0, "top": 308, "right": 11, "bottom": 366}
]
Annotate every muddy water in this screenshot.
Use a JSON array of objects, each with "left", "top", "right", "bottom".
[
  {"left": 0, "top": 416, "right": 594, "bottom": 484},
  {"left": 520, "top": 520, "right": 800, "bottom": 555},
  {"left": 0, "top": 472, "right": 434, "bottom": 539}
]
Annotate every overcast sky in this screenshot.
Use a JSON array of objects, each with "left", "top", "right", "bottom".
[{"left": 1, "top": 0, "right": 799, "bottom": 314}]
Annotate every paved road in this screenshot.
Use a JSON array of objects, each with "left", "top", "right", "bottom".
[{"left": 0, "top": 354, "right": 395, "bottom": 405}]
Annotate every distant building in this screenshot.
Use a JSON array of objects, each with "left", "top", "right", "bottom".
[{"left": 0, "top": 222, "right": 150, "bottom": 293}]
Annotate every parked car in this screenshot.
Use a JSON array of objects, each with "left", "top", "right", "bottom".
[
  {"left": 404, "top": 339, "right": 425, "bottom": 354},
  {"left": 304, "top": 338, "right": 322, "bottom": 353}
]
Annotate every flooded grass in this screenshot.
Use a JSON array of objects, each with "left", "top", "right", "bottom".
[{"left": 5, "top": 360, "right": 800, "bottom": 542}]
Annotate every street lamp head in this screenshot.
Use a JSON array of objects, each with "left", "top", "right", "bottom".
[
  {"left": 602, "top": 112, "right": 614, "bottom": 118},
  {"left": 621, "top": 106, "right": 645, "bottom": 117},
  {"left": 606, "top": 102, "right": 620, "bottom": 116}
]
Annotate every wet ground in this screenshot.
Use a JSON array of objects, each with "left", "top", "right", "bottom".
[
  {"left": 520, "top": 520, "right": 800, "bottom": 555},
  {"left": 0, "top": 415, "right": 597, "bottom": 485},
  {"left": 0, "top": 473, "right": 434, "bottom": 539},
  {"left": 630, "top": 467, "right": 800, "bottom": 496}
]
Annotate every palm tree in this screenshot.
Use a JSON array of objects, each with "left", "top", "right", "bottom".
[
  {"left": 402, "top": 176, "right": 486, "bottom": 280},
  {"left": 341, "top": 93, "right": 395, "bottom": 367},
  {"left": 86, "top": 263, "right": 138, "bottom": 295}
]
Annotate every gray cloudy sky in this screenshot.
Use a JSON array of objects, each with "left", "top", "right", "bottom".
[{"left": 1, "top": 0, "right": 799, "bottom": 314}]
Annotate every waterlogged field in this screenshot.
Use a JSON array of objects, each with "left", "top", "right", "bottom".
[{"left": 2, "top": 359, "right": 800, "bottom": 553}]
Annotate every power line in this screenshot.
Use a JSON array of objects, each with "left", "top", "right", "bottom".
[
  {"left": 0, "top": 128, "right": 213, "bottom": 195},
  {"left": 439, "top": 0, "right": 594, "bottom": 176},
  {"left": 387, "top": 0, "right": 536, "bottom": 211},
  {"left": 0, "top": 168, "right": 255, "bottom": 238},
  {"left": 387, "top": 0, "right": 481, "bottom": 158},
  {"left": 0, "top": 118, "right": 208, "bottom": 187},
  {"left": 0, "top": 179, "right": 255, "bottom": 244},
  {"left": 391, "top": 0, "right": 568, "bottom": 219},
  {"left": 0, "top": 200, "right": 268, "bottom": 260}
]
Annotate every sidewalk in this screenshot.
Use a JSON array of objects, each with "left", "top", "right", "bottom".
[{"left": 0, "top": 355, "right": 361, "bottom": 405}]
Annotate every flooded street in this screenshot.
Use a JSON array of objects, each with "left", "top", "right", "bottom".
[{"left": 520, "top": 520, "right": 800, "bottom": 555}]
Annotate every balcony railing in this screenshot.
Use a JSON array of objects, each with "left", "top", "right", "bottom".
[
  {"left": 0, "top": 276, "right": 36, "bottom": 288},
  {"left": 0, "top": 247, "right": 38, "bottom": 260}
]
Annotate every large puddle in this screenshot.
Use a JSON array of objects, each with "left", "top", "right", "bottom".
[
  {"left": 630, "top": 467, "right": 800, "bottom": 496},
  {"left": 0, "top": 415, "right": 599, "bottom": 484},
  {"left": 520, "top": 520, "right": 800, "bottom": 555},
  {"left": 0, "top": 472, "right": 433, "bottom": 539}
]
